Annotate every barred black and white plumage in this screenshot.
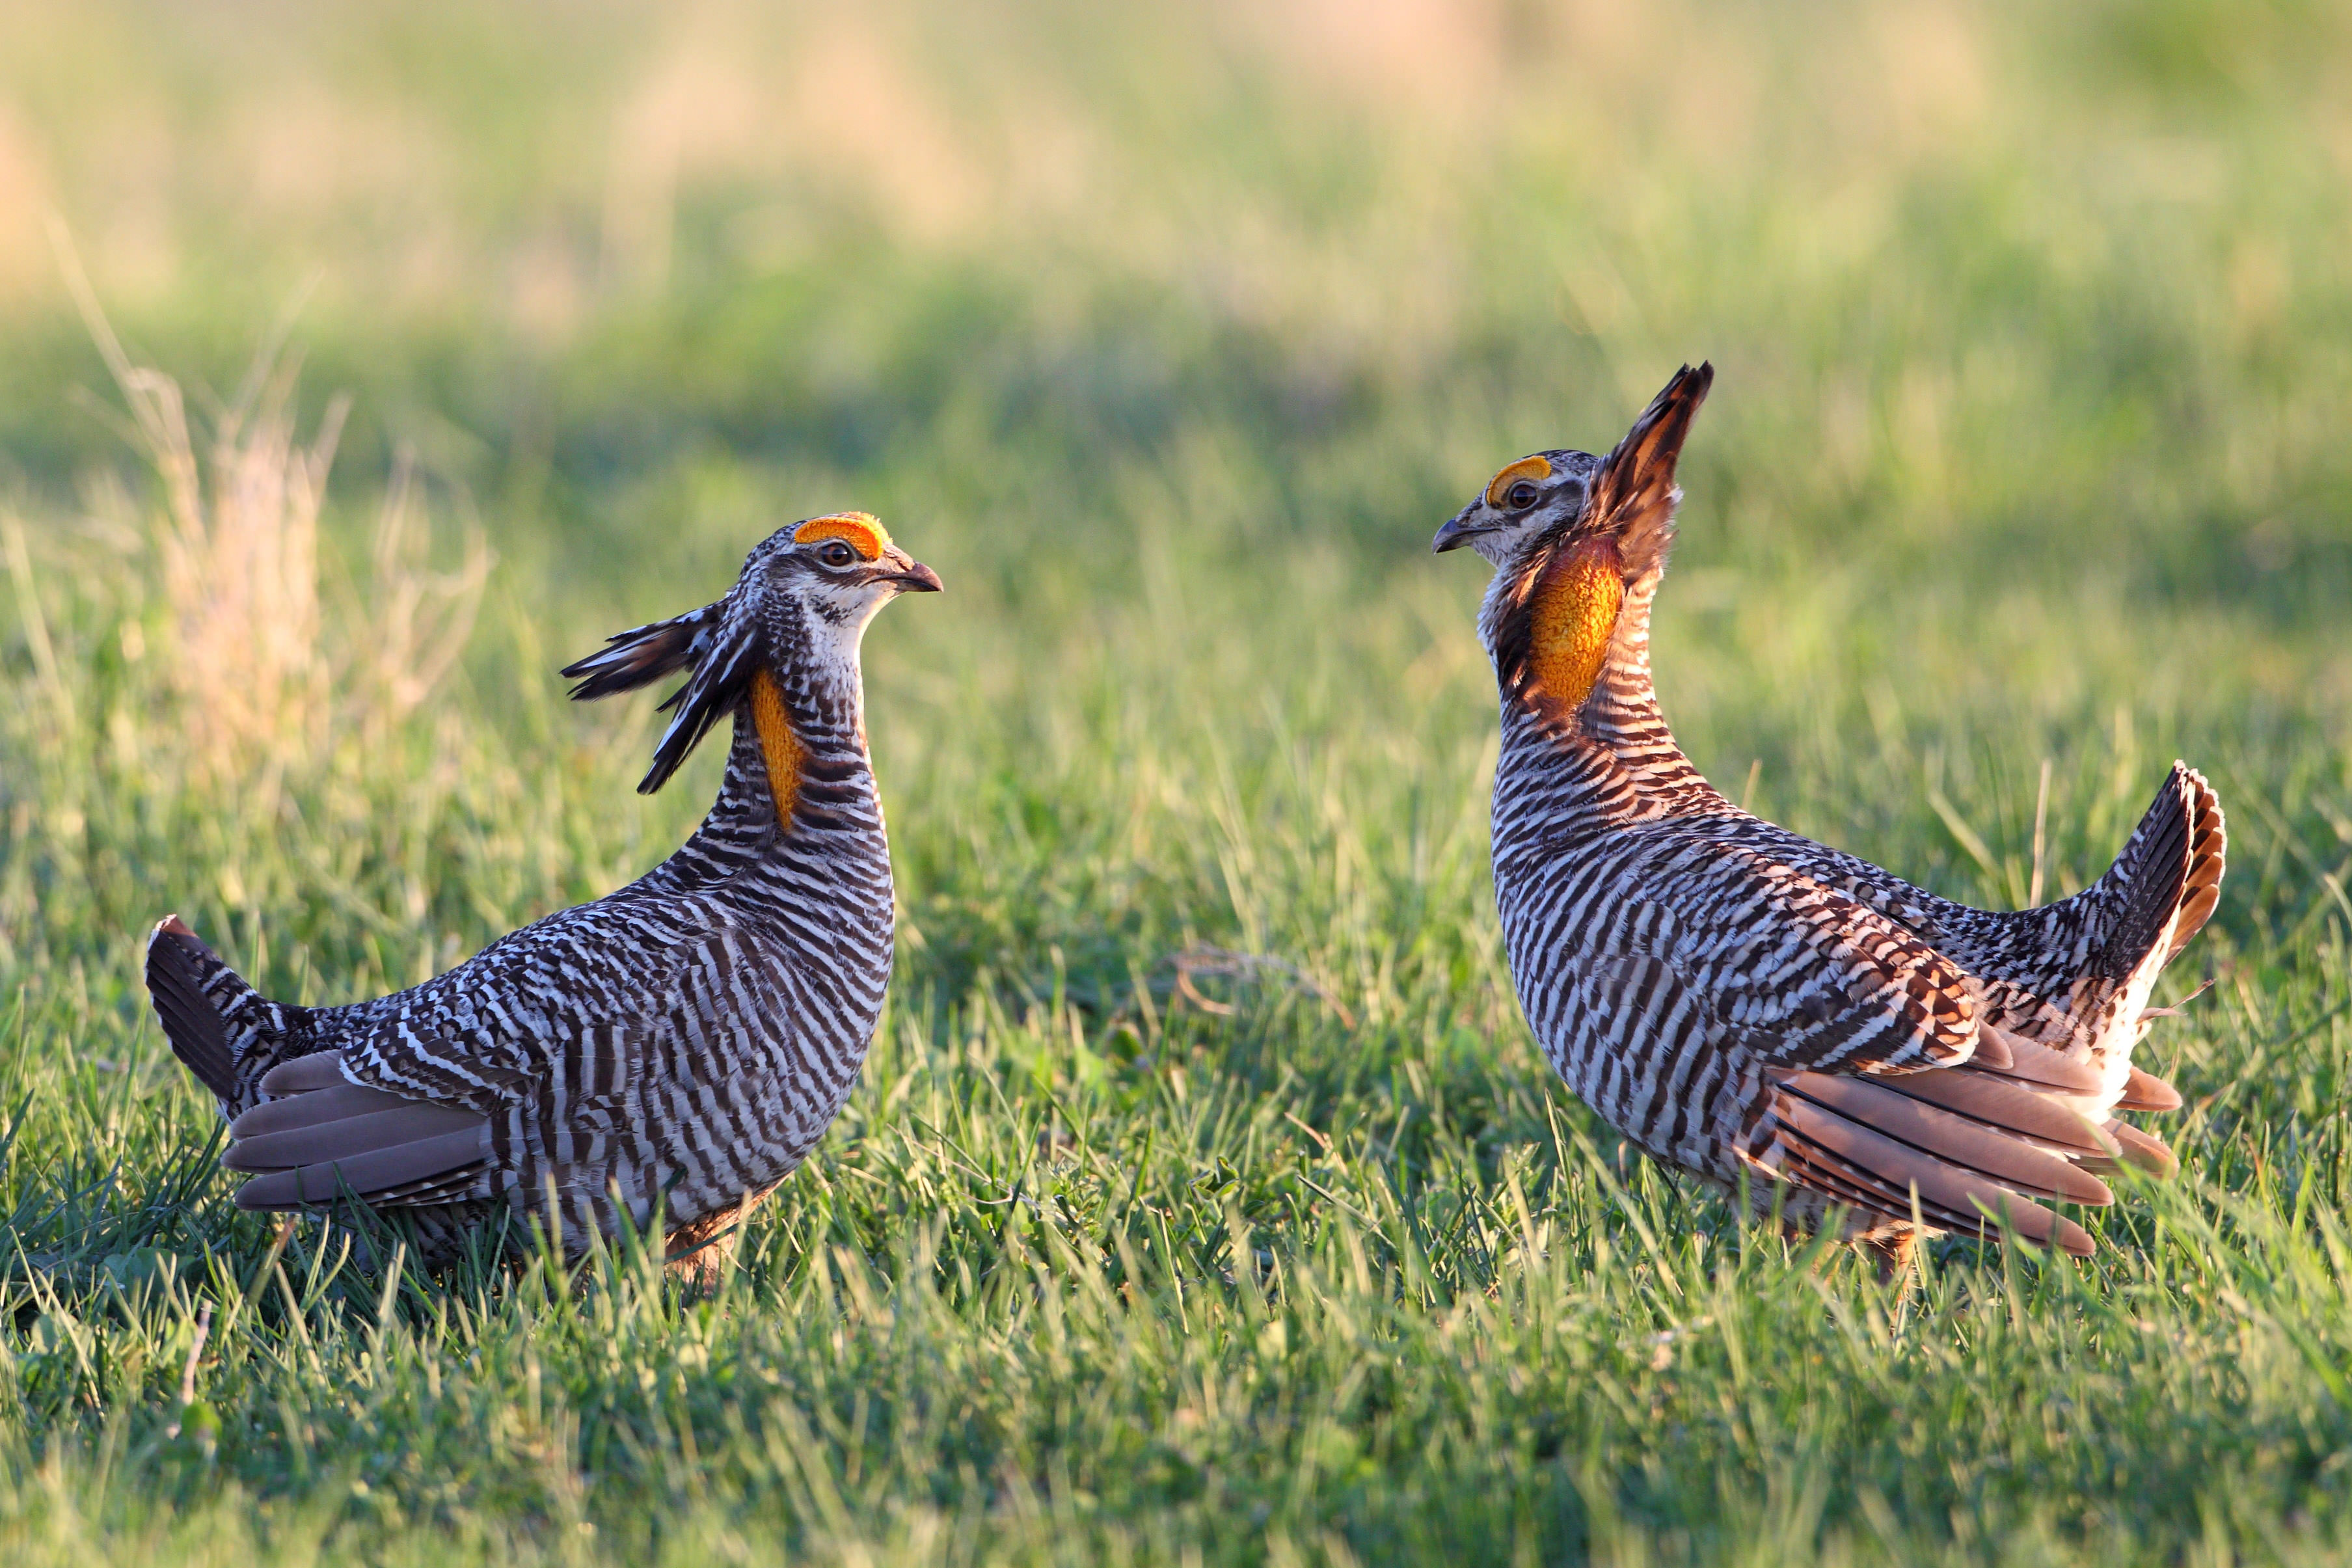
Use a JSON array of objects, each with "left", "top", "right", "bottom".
[
  {"left": 146, "top": 513, "right": 941, "bottom": 1273},
  {"left": 1436, "top": 367, "right": 2223, "bottom": 1264}
]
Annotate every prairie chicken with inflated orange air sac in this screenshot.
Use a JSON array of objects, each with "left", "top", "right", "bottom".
[
  {"left": 146, "top": 513, "right": 940, "bottom": 1275},
  {"left": 1434, "top": 366, "right": 2222, "bottom": 1264}
]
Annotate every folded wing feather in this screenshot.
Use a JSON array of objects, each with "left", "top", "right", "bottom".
[
  {"left": 229, "top": 1049, "right": 492, "bottom": 1212},
  {"left": 2115, "top": 1064, "right": 2183, "bottom": 1113},
  {"left": 1871, "top": 1068, "right": 2113, "bottom": 1154},
  {"left": 1772, "top": 1077, "right": 2098, "bottom": 1256},
  {"left": 1783, "top": 1072, "right": 2113, "bottom": 1206}
]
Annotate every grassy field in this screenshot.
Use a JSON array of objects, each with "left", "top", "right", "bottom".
[{"left": 3, "top": 1, "right": 2351, "bottom": 1561}]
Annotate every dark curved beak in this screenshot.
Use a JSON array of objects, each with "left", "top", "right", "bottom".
[
  {"left": 884, "top": 552, "right": 945, "bottom": 601},
  {"left": 889, "top": 558, "right": 943, "bottom": 593},
  {"left": 1431, "top": 505, "right": 1491, "bottom": 554}
]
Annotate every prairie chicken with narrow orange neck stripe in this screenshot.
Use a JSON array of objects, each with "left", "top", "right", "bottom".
[
  {"left": 1436, "top": 367, "right": 2223, "bottom": 1263},
  {"left": 146, "top": 513, "right": 941, "bottom": 1275}
]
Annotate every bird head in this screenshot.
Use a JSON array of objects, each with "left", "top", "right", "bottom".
[
  {"left": 1433, "top": 364, "right": 1711, "bottom": 725},
  {"left": 1428, "top": 447, "right": 1605, "bottom": 571},
  {"left": 561, "top": 512, "right": 941, "bottom": 793}
]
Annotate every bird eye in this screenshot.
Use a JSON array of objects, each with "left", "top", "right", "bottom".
[
  {"left": 1506, "top": 481, "right": 1541, "bottom": 510},
  {"left": 819, "top": 541, "right": 856, "bottom": 568}
]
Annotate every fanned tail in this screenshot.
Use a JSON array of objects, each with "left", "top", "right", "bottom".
[
  {"left": 1771, "top": 765, "right": 2227, "bottom": 1257},
  {"left": 2093, "top": 763, "right": 2224, "bottom": 984},
  {"left": 2163, "top": 770, "right": 2226, "bottom": 964},
  {"left": 146, "top": 917, "right": 236, "bottom": 1104},
  {"left": 144, "top": 916, "right": 310, "bottom": 1117},
  {"left": 2092, "top": 764, "right": 2222, "bottom": 1175},
  {"left": 1960, "top": 764, "right": 2224, "bottom": 1194}
]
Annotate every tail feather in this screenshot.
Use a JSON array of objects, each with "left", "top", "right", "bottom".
[
  {"left": 2097, "top": 768, "right": 2193, "bottom": 981},
  {"left": 2097, "top": 763, "right": 2224, "bottom": 983},
  {"left": 146, "top": 917, "right": 239, "bottom": 1105},
  {"left": 144, "top": 915, "right": 309, "bottom": 1115},
  {"left": 2167, "top": 772, "right": 2226, "bottom": 962}
]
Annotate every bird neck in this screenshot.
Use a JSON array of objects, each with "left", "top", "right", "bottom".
[
  {"left": 678, "top": 655, "right": 880, "bottom": 875},
  {"left": 1490, "top": 569, "right": 1725, "bottom": 833}
]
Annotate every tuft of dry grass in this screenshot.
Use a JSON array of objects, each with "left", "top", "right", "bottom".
[{"left": 52, "top": 233, "right": 488, "bottom": 787}]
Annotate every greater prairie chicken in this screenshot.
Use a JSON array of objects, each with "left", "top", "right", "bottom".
[
  {"left": 147, "top": 513, "right": 941, "bottom": 1273},
  {"left": 1435, "top": 367, "right": 2222, "bottom": 1262}
]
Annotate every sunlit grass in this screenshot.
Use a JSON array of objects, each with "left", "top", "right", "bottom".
[{"left": 3, "top": 1, "right": 2351, "bottom": 1562}]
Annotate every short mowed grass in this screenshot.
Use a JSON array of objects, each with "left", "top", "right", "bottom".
[{"left": 4, "top": 3, "right": 2352, "bottom": 1563}]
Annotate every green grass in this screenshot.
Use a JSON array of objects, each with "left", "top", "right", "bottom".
[{"left": 3, "top": 1, "right": 2351, "bottom": 1561}]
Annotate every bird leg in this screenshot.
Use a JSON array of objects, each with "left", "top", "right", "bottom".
[
  {"left": 1860, "top": 1228, "right": 1919, "bottom": 1284},
  {"left": 663, "top": 1187, "right": 774, "bottom": 1290}
]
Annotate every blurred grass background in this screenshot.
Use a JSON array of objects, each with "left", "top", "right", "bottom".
[{"left": 2, "top": 1, "right": 2350, "bottom": 1563}]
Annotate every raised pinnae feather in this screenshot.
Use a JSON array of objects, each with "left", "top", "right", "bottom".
[
  {"left": 561, "top": 591, "right": 764, "bottom": 793},
  {"left": 1586, "top": 362, "right": 1712, "bottom": 578},
  {"left": 1487, "top": 365, "right": 1711, "bottom": 713},
  {"left": 561, "top": 601, "right": 722, "bottom": 702},
  {"left": 640, "top": 610, "right": 761, "bottom": 794}
]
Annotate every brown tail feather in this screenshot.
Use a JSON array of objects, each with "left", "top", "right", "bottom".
[
  {"left": 2114, "top": 1064, "right": 2183, "bottom": 1114},
  {"left": 224, "top": 1102, "right": 485, "bottom": 1172},
  {"left": 2101, "top": 1119, "right": 2180, "bottom": 1177},
  {"left": 234, "top": 1126, "right": 491, "bottom": 1210},
  {"left": 1971, "top": 1026, "right": 2103, "bottom": 1093},
  {"left": 1874, "top": 1068, "right": 2116, "bottom": 1159},
  {"left": 2166, "top": 768, "right": 2226, "bottom": 962},
  {"left": 2100, "top": 767, "right": 2197, "bottom": 982},
  {"left": 1783, "top": 1072, "right": 2111, "bottom": 1205}
]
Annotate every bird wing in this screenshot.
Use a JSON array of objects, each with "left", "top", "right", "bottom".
[
  {"left": 1555, "top": 951, "right": 2110, "bottom": 1256},
  {"left": 1599, "top": 843, "right": 1984, "bottom": 1076},
  {"left": 1787, "top": 764, "right": 2224, "bottom": 1064},
  {"left": 223, "top": 1049, "right": 493, "bottom": 1210},
  {"left": 220, "top": 923, "right": 729, "bottom": 1213},
  {"left": 1555, "top": 845, "right": 2122, "bottom": 1254}
]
